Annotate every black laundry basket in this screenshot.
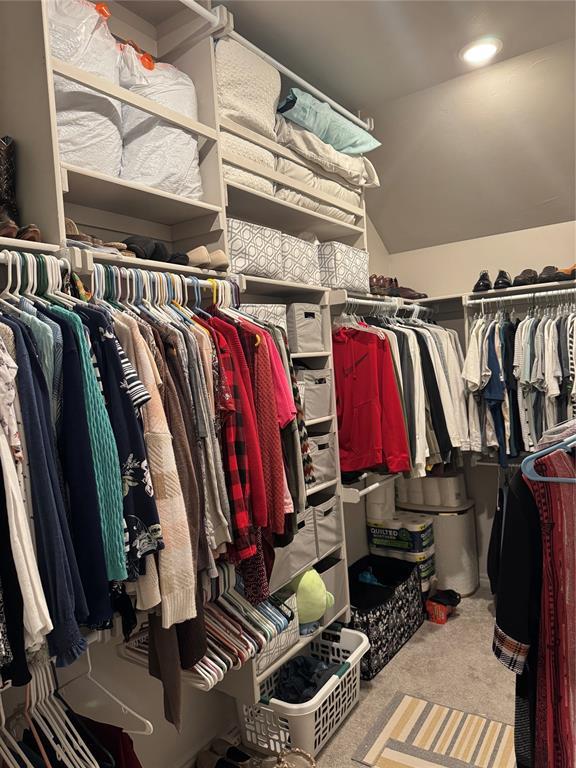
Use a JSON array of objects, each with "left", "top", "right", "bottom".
[{"left": 348, "top": 555, "right": 424, "bottom": 680}]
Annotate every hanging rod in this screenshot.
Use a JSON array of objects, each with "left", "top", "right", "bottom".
[
  {"left": 465, "top": 286, "right": 576, "bottom": 307},
  {"left": 178, "top": 0, "right": 223, "bottom": 28},
  {"left": 213, "top": 7, "right": 374, "bottom": 132},
  {"left": 340, "top": 294, "right": 431, "bottom": 315}
]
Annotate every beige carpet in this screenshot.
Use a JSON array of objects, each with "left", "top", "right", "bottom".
[
  {"left": 316, "top": 587, "right": 514, "bottom": 768},
  {"left": 354, "top": 693, "right": 514, "bottom": 768}
]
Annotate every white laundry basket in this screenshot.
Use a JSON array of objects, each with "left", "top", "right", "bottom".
[{"left": 237, "top": 628, "right": 369, "bottom": 756}]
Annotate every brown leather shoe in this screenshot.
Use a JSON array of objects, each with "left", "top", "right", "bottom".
[
  {"left": 537, "top": 265, "right": 559, "bottom": 283},
  {"left": 557, "top": 264, "right": 575, "bottom": 280},
  {"left": 396, "top": 284, "right": 428, "bottom": 300},
  {"left": 513, "top": 269, "right": 538, "bottom": 286},
  {"left": 379, "top": 276, "right": 400, "bottom": 297}
]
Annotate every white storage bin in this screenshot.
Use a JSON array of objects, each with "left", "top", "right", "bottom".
[
  {"left": 422, "top": 478, "right": 442, "bottom": 507},
  {"left": 314, "top": 496, "right": 342, "bottom": 559},
  {"left": 269, "top": 507, "right": 318, "bottom": 593},
  {"left": 317, "top": 242, "right": 369, "bottom": 293},
  {"left": 281, "top": 234, "right": 321, "bottom": 285},
  {"left": 316, "top": 557, "right": 347, "bottom": 624},
  {"left": 432, "top": 505, "right": 478, "bottom": 596},
  {"left": 227, "top": 218, "right": 283, "bottom": 279},
  {"left": 287, "top": 303, "right": 324, "bottom": 353},
  {"left": 255, "top": 594, "right": 300, "bottom": 676},
  {"left": 237, "top": 628, "right": 369, "bottom": 756},
  {"left": 296, "top": 369, "right": 332, "bottom": 422},
  {"left": 308, "top": 433, "right": 336, "bottom": 487}
]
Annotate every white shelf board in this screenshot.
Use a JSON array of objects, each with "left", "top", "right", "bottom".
[
  {"left": 306, "top": 478, "right": 338, "bottom": 496},
  {"left": 82, "top": 249, "right": 226, "bottom": 278},
  {"left": 291, "top": 350, "right": 331, "bottom": 359},
  {"left": 0, "top": 237, "right": 61, "bottom": 253},
  {"left": 465, "top": 279, "right": 576, "bottom": 301},
  {"left": 51, "top": 59, "right": 218, "bottom": 142},
  {"left": 239, "top": 273, "right": 326, "bottom": 299},
  {"left": 226, "top": 182, "right": 365, "bottom": 242},
  {"left": 306, "top": 414, "right": 335, "bottom": 426},
  {"left": 62, "top": 164, "right": 222, "bottom": 226}
]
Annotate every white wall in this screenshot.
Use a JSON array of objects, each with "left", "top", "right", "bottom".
[
  {"left": 366, "top": 215, "right": 390, "bottom": 274},
  {"left": 383, "top": 220, "right": 575, "bottom": 296}
]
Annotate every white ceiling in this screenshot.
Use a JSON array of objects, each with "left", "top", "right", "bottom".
[{"left": 221, "top": 0, "right": 576, "bottom": 252}]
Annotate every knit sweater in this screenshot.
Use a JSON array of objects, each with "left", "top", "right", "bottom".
[{"left": 115, "top": 315, "right": 196, "bottom": 629}]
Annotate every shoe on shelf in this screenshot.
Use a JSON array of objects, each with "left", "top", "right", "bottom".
[
  {"left": 472, "top": 270, "right": 492, "bottom": 292},
  {"left": 379, "top": 276, "right": 400, "bottom": 297},
  {"left": 396, "top": 284, "right": 428, "bottom": 300},
  {"left": 65, "top": 217, "right": 93, "bottom": 245},
  {"left": 537, "top": 265, "right": 559, "bottom": 283},
  {"left": 556, "top": 264, "right": 576, "bottom": 281},
  {"left": 512, "top": 268, "right": 538, "bottom": 286},
  {"left": 0, "top": 209, "right": 18, "bottom": 239},
  {"left": 494, "top": 270, "right": 512, "bottom": 290},
  {"left": 369, "top": 274, "right": 379, "bottom": 295}
]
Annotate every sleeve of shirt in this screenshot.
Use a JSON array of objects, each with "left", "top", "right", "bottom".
[{"left": 492, "top": 471, "right": 541, "bottom": 675}]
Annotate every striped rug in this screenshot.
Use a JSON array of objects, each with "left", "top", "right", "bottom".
[{"left": 354, "top": 693, "right": 515, "bottom": 768}]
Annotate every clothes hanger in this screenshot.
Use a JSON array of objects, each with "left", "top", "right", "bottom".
[
  {"left": 521, "top": 431, "right": 576, "bottom": 484},
  {"left": 0, "top": 687, "right": 31, "bottom": 768}
]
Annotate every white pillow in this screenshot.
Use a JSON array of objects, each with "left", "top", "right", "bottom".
[{"left": 216, "top": 38, "right": 280, "bottom": 140}]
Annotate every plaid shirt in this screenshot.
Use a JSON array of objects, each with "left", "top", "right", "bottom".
[
  {"left": 211, "top": 324, "right": 255, "bottom": 561},
  {"left": 493, "top": 623, "right": 530, "bottom": 674}
]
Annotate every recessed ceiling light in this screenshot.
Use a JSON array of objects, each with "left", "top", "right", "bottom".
[{"left": 460, "top": 37, "right": 502, "bottom": 66}]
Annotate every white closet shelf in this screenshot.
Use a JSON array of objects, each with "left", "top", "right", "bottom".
[
  {"left": 51, "top": 59, "right": 219, "bottom": 142},
  {"left": 238, "top": 274, "right": 327, "bottom": 299},
  {"left": 341, "top": 473, "right": 398, "bottom": 504},
  {"left": 82, "top": 249, "right": 226, "bottom": 278},
  {"left": 464, "top": 279, "right": 576, "bottom": 301},
  {"left": 226, "top": 182, "right": 365, "bottom": 242},
  {"left": 0, "top": 237, "right": 61, "bottom": 253},
  {"left": 61, "top": 164, "right": 222, "bottom": 226},
  {"left": 306, "top": 414, "right": 335, "bottom": 426},
  {"left": 306, "top": 478, "right": 338, "bottom": 496},
  {"left": 291, "top": 350, "right": 331, "bottom": 359}
]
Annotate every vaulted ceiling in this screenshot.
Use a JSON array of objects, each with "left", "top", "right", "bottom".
[{"left": 221, "top": 1, "right": 575, "bottom": 253}]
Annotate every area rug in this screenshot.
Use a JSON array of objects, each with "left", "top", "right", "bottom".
[{"left": 353, "top": 693, "right": 515, "bottom": 768}]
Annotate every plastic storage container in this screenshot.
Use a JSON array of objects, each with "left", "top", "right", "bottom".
[
  {"left": 237, "top": 628, "right": 369, "bottom": 756},
  {"left": 287, "top": 303, "right": 324, "bottom": 353},
  {"left": 314, "top": 496, "right": 342, "bottom": 559},
  {"left": 227, "top": 217, "right": 283, "bottom": 279},
  {"left": 296, "top": 369, "right": 332, "bottom": 422},
  {"left": 269, "top": 507, "right": 318, "bottom": 592},
  {"left": 307, "top": 433, "right": 336, "bottom": 486},
  {"left": 282, "top": 234, "right": 321, "bottom": 285},
  {"left": 348, "top": 556, "right": 424, "bottom": 680}
]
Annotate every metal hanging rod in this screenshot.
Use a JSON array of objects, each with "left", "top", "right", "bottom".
[
  {"left": 342, "top": 294, "right": 431, "bottom": 314},
  {"left": 213, "top": 6, "right": 374, "bottom": 132},
  {"left": 465, "top": 286, "right": 576, "bottom": 307}
]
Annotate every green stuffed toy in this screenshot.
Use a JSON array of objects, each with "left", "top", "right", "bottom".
[{"left": 290, "top": 569, "right": 335, "bottom": 635}]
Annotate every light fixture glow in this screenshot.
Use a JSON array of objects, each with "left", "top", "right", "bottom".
[{"left": 460, "top": 37, "right": 502, "bottom": 66}]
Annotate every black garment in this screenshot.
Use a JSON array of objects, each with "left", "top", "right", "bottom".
[
  {"left": 275, "top": 655, "right": 341, "bottom": 704},
  {"left": 0, "top": 458, "right": 30, "bottom": 686},
  {"left": 39, "top": 307, "right": 112, "bottom": 627},
  {"left": 557, "top": 316, "right": 570, "bottom": 422},
  {"left": 501, "top": 320, "right": 525, "bottom": 457},
  {"left": 77, "top": 305, "right": 162, "bottom": 580},
  {"left": 413, "top": 332, "right": 452, "bottom": 461},
  {"left": 0, "top": 316, "right": 87, "bottom": 665},
  {"left": 488, "top": 470, "right": 541, "bottom": 768}
]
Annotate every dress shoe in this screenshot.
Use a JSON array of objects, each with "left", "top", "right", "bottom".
[
  {"left": 369, "top": 274, "right": 379, "bottom": 295},
  {"left": 556, "top": 264, "right": 575, "bottom": 281},
  {"left": 472, "top": 271, "right": 492, "bottom": 292},
  {"left": 513, "top": 269, "right": 538, "bottom": 287},
  {"left": 378, "top": 276, "right": 399, "bottom": 297},
  {"left": 537, "top": 265, "right": 559, "bottom": 283},
  {"left": 396, "top": 284, "right": 428, "bottom": 300},
  {"left": 494, "top": 270, "right": 511, "bottom": 290}
]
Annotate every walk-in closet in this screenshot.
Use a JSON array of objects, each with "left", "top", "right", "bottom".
[{"left": 0, "top": 1, "right": 574, "bottom": 767}]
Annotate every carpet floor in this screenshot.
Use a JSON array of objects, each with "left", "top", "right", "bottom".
[{"left": 317, "top": 587, "right": 514, "bottom": 768}]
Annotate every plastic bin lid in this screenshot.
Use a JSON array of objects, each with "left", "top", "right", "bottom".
[{"left": 396, "top": 500, "right": 474, "bottom": 515}]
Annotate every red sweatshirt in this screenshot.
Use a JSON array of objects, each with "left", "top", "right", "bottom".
[{"left": 333, "top": 328, "right": 410, "bottom": 473}]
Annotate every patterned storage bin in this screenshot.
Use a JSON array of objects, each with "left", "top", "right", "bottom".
[
  {"left": 317, "top": 242, "right": 369, "bottom": 293},
  {"left": 227, "top": 217, "right": 283, "bottom": 279},
  {"left": 287, "top": 303, "right": 324, "bottom": 353},
  {"left": 241, "top": 303, "right": 288, "bottom": 332},
  {"left": 348, "top": 555, "right": 424, "bottom": 680},
  {"left": 281, "top": 233, "right": 321, "bottom": 285}
]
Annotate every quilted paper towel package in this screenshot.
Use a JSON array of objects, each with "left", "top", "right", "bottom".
[
  {"left": 227, "top": 218, "right": 283, "bottom": 279},
  {"left": 317, "top": 242, "right": 370, "bottom": 293}
]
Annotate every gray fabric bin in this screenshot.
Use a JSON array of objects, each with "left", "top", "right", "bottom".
[
  {"left": 308, "top": 433, "right": 336, "bottom": 486},
  {"left": 314, "top": 496, "right": 342, "bottom": 559},
  {"left": 281, "top": 233, "right": 321, "bottom": 285},
  {"left": 287, "top": 303, "right": 324, "bottom": 353},
  {"left": 227, "top": 217, "right": 283, "bottom": 279},
  {"left": 296, "top": 368, "right": 332, "bottom": 422},
  {"left": 317, "top": 241, "right": 369, "bottom": 293},
  {"left": 269, "top": 506, "right": 317, "bottom": 592}
]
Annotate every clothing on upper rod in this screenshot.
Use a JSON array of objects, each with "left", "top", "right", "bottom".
[
  {"left": 463, "top": 290, "right": 576, "bottom": 467},
  {"left": 0, "top": 250, "right": 312, "bottom": 732},
  {"left": 332, "top": 300, "right": 469, "bottom": 479}
]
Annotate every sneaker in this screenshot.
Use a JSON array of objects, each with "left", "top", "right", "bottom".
[{"left": 472, "top": 271, "right": 492, "bottom": 292}]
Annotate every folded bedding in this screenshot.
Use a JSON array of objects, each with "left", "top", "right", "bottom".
[
  {"left": 277, "top": 156, "right": 361, "bottom": 203},
  {"left": 275, "top": 115, "right": 380, "bottom": 188},
  {"left": 221, "top": 132, "right": 275, "bottom": 195},
  {"left": 216, "top": 38, "right": 281, "bottom": 140},
  {"left": 275, "top": 188, "right": 357, "bottom": 224},
  {"left": 278, "top": 87, "right": 381, "bottom": 155}
]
